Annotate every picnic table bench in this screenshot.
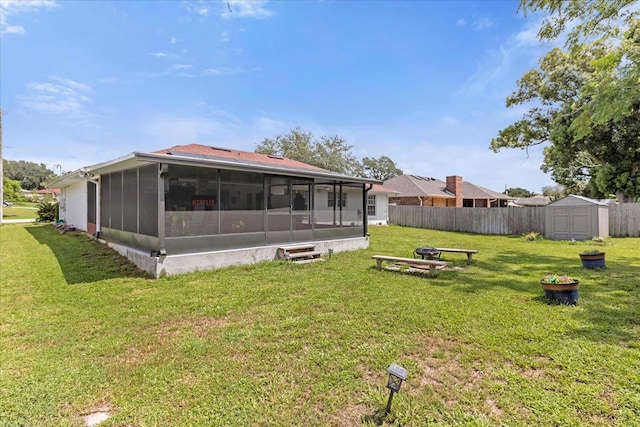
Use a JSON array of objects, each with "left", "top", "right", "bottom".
[
  {"left": 372, "top": 255, "right": 448, "bottom": 277},
  {"left": 433, "top": 247, "right": 478, "bottom": 264}
]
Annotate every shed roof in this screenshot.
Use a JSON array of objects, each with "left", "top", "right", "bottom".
[{"left": 547, "top": 195, "right": 609, "bottom": 207}]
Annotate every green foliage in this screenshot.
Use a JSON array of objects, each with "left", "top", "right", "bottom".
[
  {"left": 506, "top": 187, "right": 534, "bottom": 198},
  {"left": 361, "top": 155, "right": 403, "bottom": 181},
  {"left": 518, "top": 0, "right": 639, "bottom": 47},
  {"left": 256, "top": 128, "right": 362, "bottom": 176},
  {"left": 581, "top": 249, "right": 603, "bottom": 255},
  {"left": 35, "top": 201, "right": 58, "bottom": 223},
  {"left": 1, "top": 224, "right": 638, "bottom": 425},
  {"left": 495, "top": 2, "right": 640, "bottom": 201},
  {"left": 2, "top": 177, "right": 23, "bottom": 202},
  {"left": 541, "top": 274, "right": 575, "bottom": 284},
  {"left": 256, "top": 128, "right": 402, "bottom": 179},
  {"left": 522, "top": 231, "right": 541, "bottom": 241},
  {"left": 492, "top": 41, "right": 640, "bottom": 201},
  {"left": 3, "top": 160, "right": 56, "bottom": 190},
  {"left": 541, "top": 184, "right": 566, "bottom": 201}
]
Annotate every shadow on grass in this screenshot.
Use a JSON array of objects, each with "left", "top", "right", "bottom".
[
  {"left": 26, "top": 225, "right": 149, "bottom": 284},
  {"left": 369, "top": 249, "right": 640, "bottom": 346}
]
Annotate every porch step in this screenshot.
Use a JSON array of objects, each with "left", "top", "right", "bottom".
[{"left": 278, "top": 245, "right": 324, "bottom": 263}]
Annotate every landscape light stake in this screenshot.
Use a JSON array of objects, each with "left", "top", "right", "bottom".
[{"left": 385, "top": 363, "right": 408, "bottom": 414}]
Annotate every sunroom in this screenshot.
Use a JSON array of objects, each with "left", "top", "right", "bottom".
[{"left": 50, "top": 145, "right": 379, "bottom": 277}]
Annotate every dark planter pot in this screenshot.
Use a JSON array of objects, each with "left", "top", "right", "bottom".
[
  {"left": 540, "top": 280, "right": 580, "bottom": 305},
  {"left": 580, "top": 253, "right": 605, "bottom": 269}
]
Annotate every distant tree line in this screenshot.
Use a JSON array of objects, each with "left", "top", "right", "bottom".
[{"left": 3, "top": 160, "right": 56, "bottom": 191}]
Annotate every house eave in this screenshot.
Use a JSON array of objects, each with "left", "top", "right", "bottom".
[
  {"left": 48, "top": 151, "right": 382, "bottom": 188},
  {"left": 135, "top": 152, "right": 381, "bottom": 184}
]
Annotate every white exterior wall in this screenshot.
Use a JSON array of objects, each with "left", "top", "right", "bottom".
[
  {"left": 368, "top": 192, "right": 390, "bottom": 225},
  {"left": 60, "top": 181, "right": 88, "bottom": 231}
]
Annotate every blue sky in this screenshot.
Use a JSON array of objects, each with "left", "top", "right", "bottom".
[{"left": 1, "top": 0, "right": 556, "bottom": 193}]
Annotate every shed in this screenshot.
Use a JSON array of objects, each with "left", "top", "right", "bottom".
[{"left": 545, "top": 195, "right": 609, "bottom": 241}]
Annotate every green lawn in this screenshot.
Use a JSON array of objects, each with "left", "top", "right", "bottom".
[
  {"left": 1, "top": 224, "right": 638, "bottom": 426},
  {"left": 2, "top": 203, "right": 38, "bottom": 220}
]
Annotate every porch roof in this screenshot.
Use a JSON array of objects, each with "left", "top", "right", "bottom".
[{"left": 48, "top": 144, "right": 381, "bottom": 188}]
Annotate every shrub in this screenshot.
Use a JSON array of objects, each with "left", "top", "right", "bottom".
[
  {"left": 522, "top": 231, "right": 541, "bottom": 241},
  {"left": 36, "top": 201, "right": 59, "bottom": 223}
]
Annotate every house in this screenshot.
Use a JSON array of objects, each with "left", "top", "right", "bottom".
[
  {"left": 367, "top": 184, "right": 399, "bottom": 225},
  {"left": 48, "top": 144, "right": 380, "bottom": 277},
  {"left": 384, "top": 175, "right": 513, "bottom": 207}
]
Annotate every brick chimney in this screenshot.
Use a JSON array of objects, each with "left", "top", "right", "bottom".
[{"left": 445, "top": 175, "right": 463, "bottom": 207}]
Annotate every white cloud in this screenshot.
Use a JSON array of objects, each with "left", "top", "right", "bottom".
[
  {"left": 170, "top": 64, "right": 193, "bottom": 70},
  {"left": 202, "top": 66, "right": 242, "bottom": 76},
  {"left": 197, "top": 7, "right": 209, "bottom": 16},
  {"left": 0, "top": 0, "right": 58, "bottom": 35},
  {"left": 456, "top": 18, "right": 466, "bottom": 26},
  {"left": 515, "top": 19, "right": 543, "bottom": 47},
  {"left": 151, "top": 52, "right": 168, "bottom": 58},
  {"left": 457, "top": 18, "right": 549, "bottom": 97},
  {"left": 440, "top": 116, "right": 460, "bottom": 126},
  {"left": 3, "top": 24, "right": 24, "bottom": 34},
  {"left": 254, "top": 117, "right": 286, "bottom": 134},
  {"left": 224, "top": 0, "right": 274, "bottom": 19},
  {"left": 221, "top": 31, "right": 230, "bottom": 42},
  {"left": 472, "top": 17, "right": 494, "bottom": 30},
  {"left": 19, "top": 77, "right": 93, "bottom": 114},
  {"left": 170, "top": 37, "right": 178, "bottom": 44}
]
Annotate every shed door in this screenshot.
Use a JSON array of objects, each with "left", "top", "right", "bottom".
[
  {"left": 570, "top": 207, "right": 591, "bottom": 240},
  {"left": 551, "top": 207, "right": 571, "bottom": 240}
]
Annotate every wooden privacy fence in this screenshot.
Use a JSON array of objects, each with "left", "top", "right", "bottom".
[
  {"left": 389, "top": 204, "right": 640, "bottom": 237},
  {"left": 608, "top": 203, "right": 640, "bottom": 237}
]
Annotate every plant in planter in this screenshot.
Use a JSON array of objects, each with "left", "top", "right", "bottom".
[
  {"left": 540, "top": 274, "right": 580, "bottom": 305},
  {"left": 579, "top": 249, "right": 605, "bottom": 269}
]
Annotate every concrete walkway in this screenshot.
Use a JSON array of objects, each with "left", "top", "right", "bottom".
[{"left": 1, "top": 219, "right": 37, "bottom": 224}]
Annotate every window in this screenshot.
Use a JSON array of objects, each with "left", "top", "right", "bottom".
[
  {"left": 327, "top": 192, "right": 347, "bottom": 208},
  {"left": 367, "top": 194, "right": 376, "bottom": 216}
]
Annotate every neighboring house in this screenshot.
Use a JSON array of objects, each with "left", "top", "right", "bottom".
[
  {"left": 510, "top": 195, "right": 551, "bottom": 207},
  {"left": 367, "top": 184, "right": 399, "bottom": 225},
  {"left": 48, "top": 144, "right": 380, "bottom": 277},
  {"left": 384, "top": 175, "right": 513, "bottom": 208},
  {"left": 34, "top": 188, "right": 61, "bottom": 200}
]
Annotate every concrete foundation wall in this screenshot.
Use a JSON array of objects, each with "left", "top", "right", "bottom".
[{"left": 108, "top": 236, "right": 370, "bottom": 278}]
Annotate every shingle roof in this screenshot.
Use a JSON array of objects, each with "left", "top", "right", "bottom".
[
  {"left": 384, "top": 175, "right": 512, "bottom": 200},
  {"left": 383, "top": 175, "right": 453, "bottom": 198},
  {"left": 370, "top": 184, "right": 400, "bottom": 194},
  {"left": 154, "top": 144, "right": 328, "bottom": 173},
  {"left": 462, "top": 182, "right": 512, "bottom": 200}
]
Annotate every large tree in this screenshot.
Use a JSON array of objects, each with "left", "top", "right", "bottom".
[
  {"left": 3, "top": 160, "right": 56, "bottom": 190},
  {"left": 361, "top": 155, "right": 403, "bottom": 181},
  {"left": 492, "top": 1, "right": 640, "bottom": 202},
  {"left": 256, "top": 128, "right": 361, "bottom": 176},
  {"left": 256, "top": 128, "right": 402, "bottom": 180}
]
